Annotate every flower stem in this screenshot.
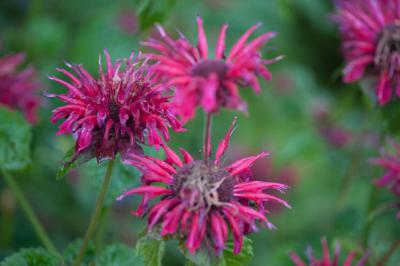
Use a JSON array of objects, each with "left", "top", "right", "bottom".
[
  {"left": 361, "top": 183, "right": 378, "bottom": 248},
  {"left": 203, "top": 113, "right": 213, "bottom": 164},
  {"left": 377, "top": 239, "right": 400, "bottom": 266},
  {"left": 73, "top": 159, "right": 114, "bottom": 266},
  {"left": 1, "top": 169, "right": 58, "bottom": 254}
]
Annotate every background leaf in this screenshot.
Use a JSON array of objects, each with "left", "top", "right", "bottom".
[
  {"left": 0, "top": 107, "right": 31, "bottom": 171},
  {"left": 0, "top": 248, "right": 60, "bottom": 266},
  {"left": 135, "top": 231, "right": 165, "bottom": 266},
  {"left": 95, "top": 243, "right": 144, "bottom": 266},
  {"left": 62, "top": 239, "right": 95, "bottom": 266}
]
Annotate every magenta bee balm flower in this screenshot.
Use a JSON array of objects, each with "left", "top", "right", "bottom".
[
  {"left": 143, "top": 17, "right": 279, "bottom": 122},
  {"left": 118, "top": 118, "right": 290, "bottom": 254},
  {"left": 370, "top": 139, "right": 400, "bottom": 219},
  {"left": 49, "top": 50, "right": 182, "bottom": 163},
  {"left": 290, "top": 238, "right": 368, "bottom": 266},
  {"left": 0, "top": 52, "right": 41, "bottom": 123},
  {"left": 333, "top": 0, "right": 400, "bottom": 105}
]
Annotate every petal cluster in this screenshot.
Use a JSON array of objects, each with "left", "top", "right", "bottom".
[
  {"left": 0, "top": 52, "right": 41, "bottom": 123},
  {"left": 118, "top": 119, "right": 290, "bottom": 254},
  {"left": 290, "top": 238, "right": 368, "bottom": 266},
  {"left": 370, "top": 139, "right": 400, "bottom": 219},
  {"left": 143, "top": 17, "right": 278, "bottom": 122},
  {"left": 50, "top": 50, "right": 182, "bottom": 162},
  {"left": 333, "top": 0, "right": 400, "bottom": 105}
]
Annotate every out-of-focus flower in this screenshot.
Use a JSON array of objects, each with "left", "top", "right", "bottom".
[
  {"left": 0, "top": 52, "right": 41, "bottom": 123},
  {"left": 273, "top": 72, "right": 294, "bottom": 95},
  {"left": 143, "top": 17, "right": 280, "bottom": 122},
  {"left": 228, "top": 144, "right": 298, "bottom": 214},
  {"left": 313, "top": 103, "right": 353, "bottom": 148},
  {"left": 118, "top": 118, "right": 290, "bottom": 254},
  {"left": 290, "top": 238, "right": 368, "bottom": 266},
  {"left": 49, "top": 50, "right": 182, "bottom": 163},
  {"left": 116, "top": 9, "right": 138, "bottom": 35},
  {"left": 370, "top": 139, "right": 400, "bottom": 219},
  {"left": 333, "top": 0, "right": 400, "bottom": 105}
]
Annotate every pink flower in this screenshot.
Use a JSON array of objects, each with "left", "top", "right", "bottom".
[
  {"left": 333, "top": 0, "right": 400, "bottom": 105},
  {"left": 0, "top": 52, "right": 41, "bottom": 123},
  {"left": 118, "top": 118, "right": 290, "bottom": 254},
  {"left": 49, "top": 50, "right": 182, "bottom": 163},
  {"left": 290, "top": 238, "right": 368, "bottom": 266},
  {"left": 142, "top": 17, "right": 279, "bottom": 122},
  {"left": 370, "top": 139, "right": 400, "bottom": 218}
]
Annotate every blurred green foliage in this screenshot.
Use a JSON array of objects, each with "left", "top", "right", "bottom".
[{"left": 0, "top": 0, "right": 399, "bottom": 265}]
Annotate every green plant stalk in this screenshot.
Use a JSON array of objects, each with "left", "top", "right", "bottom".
[
  {"left": 1, "top": 169, "right": 58, "bottom": 254},
  {"left": 377, "top": 239, "right": 400, "bottom": 266},
  {"left": 73, "top": 159, "right": 115, "bottom": 266},
  {"left": 203, "top": 113, "right": 213, "bottom": 164}
]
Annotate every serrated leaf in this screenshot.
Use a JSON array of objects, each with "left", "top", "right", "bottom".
[
  {"left": 219, "top": 237, "right": 254, "bottom": 266},
  {"left": 0, "top": 248, "right": 60, "bottom": 266},
  {"left": 135, "top": 231, "right": 165, "bottom": 266},
  {"left": 80, "top": 156, "right": 141, "bottom": 206},
  {"left": 95, "top": 243, "right": 144, "bottom": 266},
  {"left": 182, "top": 237, "right": 253, "bottom": 266},
  {"left": 0, "top": 107, "right": 31, "bottom": 171},
  {"left": 62, "top": 239, "right": 96, "bottom": 266},
  {"left": 183, "top": 247, "right": 213, "bottom": 266},
  {"left": 56, "top": 145, "right": 94, "bottom": 180}
]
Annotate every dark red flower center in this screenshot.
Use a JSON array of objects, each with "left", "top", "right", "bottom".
[
  {"left": 172, "top": 160, "right": 233, "bottom": 210},
  {"left": 108, "top": 102, "right": 120, "bottom": 121},
  {"left": 375, "top": 23, "right": 400, "bottom": 74},
  {"left": 192, "top": 59, "right": 228, "bottom": 80}
]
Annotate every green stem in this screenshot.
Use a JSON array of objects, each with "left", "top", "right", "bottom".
[
  {"left": 1, "top": 169, "right": 58, "bottom": 254},
  {"left": 73, "top": 160, "right": 114, "bottom": 266},
  {"left": 361, "top": 181, "right": 378, "bottom": 248},
  {"left": 203, "top": 113, "right": 213, "bottom": 164},
  {"left": 377, "top": 239, "right": 400, "bottom": 266}
]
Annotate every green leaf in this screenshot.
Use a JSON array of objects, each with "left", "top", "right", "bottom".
[
  {"left": 0, "top": 248, "right": 60, "bottom": 266},
  {"left": 0, "top": 107, "right": 31, "bottom": 171},
  {"left": 135, "top": 231, "right": 165, "bottom": 266},
  {"left": 56, "top": 144, "right": 94, "bottom": 180},
  {"left": 95, "top": 243, "right": 144, "bottom": 266},
  {"left": 137, "top": 0, "right": 178, "bottom": 31},
  {"left": 81, "top": 156, "right": 141, "bottom": 206},
  {"left": 182, "top": 237, "right": 254, "bottom": 266},
  {"left": 220, "top": 237, "right": 254, "bottom": 266},
  {"left": 62, "top": 239, "right": 96, "bottom": 266},
  {"left": 56, "top": 146, "right": 77, "bottom": 180},
  {"left": 183, "top": 247, "right": 213, "bottom": 266}
]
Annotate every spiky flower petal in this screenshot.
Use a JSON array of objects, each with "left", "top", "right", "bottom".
[
  {"left": 118, "top": 118, "right": 290, "bottom": 254},
  {"left": 370, "top": 139, "right": 400, "bottom": 219},
  {"left": 333, "top": 0, "right": 400, "bottom": 105},
  {"left": 290, "top": 238, "right": 368, "bottom": 266},
  {"left": 143, "top": 17, "right": 279, "bottom": 122},
  {"left": 49, "top": 50, "right": 182, "bottom": 163}
]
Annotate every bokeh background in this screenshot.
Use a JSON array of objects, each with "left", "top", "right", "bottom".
[{"left": 0, "top": 0, "right": 399, "bottom": 265}]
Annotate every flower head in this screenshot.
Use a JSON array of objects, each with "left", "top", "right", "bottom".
[
  {"left": 118, "top": 118, "right": 290, "bottom": 254},
  {"left": 290, "top": 238, "right": 368, "bottom": 266},
  {"left": 49, "top": 50, "right": 182, "bottom": 163},
  {"left": 333, "top": 0, "right": 400, "bottom": 105},
  {"left": 143, "top": 17, "right": 279, "bottom": 122},
  {"left": 370, "top": 139, "right": 400, "bottom": 219},
  {"left": 0, "top": 52, "right": 41, "bottom": 123}
]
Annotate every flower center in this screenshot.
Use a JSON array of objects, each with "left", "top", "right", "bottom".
[
  {"left": 172, "top": 160, "right": 233, "bottom": 210},
  {"left": 191, "top": 59, "right": 228, "bottom": 80},
  {"left": 375, "top": 23, "right": 400, "bottom": 75},
  {"left": 108, "top": 102, "right": 120, "bottom": 121}
]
